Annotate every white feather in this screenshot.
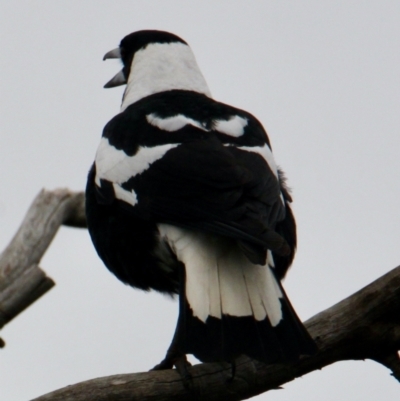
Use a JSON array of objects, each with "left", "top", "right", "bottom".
[
  {"left": 158, "top": 224, "right": 283, "bottom": 326},
  {"left": 112, "top": 183, "right": 138, "bottom": 206},
  {"left": 217, "top": 246, "right": 253, "bottom": 318},
  {"left": 95, "top": 137, "right": 179, "bottom": 186},
  {"left": 121, "top": 42, "right": 211, "bottom": 111},
  {"left": 267, "top": 250, "right": 275, "bottom": 267},
  {"left": 214, "top": 115, "right": 248, "bottom": 137},
  {"left": 146, "top": 113, "right": 207, "bottom": 132},
  {"left": 235, "top": 143, "right": 279, "bottom": 178},
  {"left": 146, "top": 113, "right": 248, "bottom": 139}
]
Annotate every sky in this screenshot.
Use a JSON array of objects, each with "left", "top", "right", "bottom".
[{"left": 1, "top": 1, "right": 399, "bottom": 400}]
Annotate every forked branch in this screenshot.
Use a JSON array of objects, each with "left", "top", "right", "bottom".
[{"left": 0, "top": 189, "right": 86, "bottom": 341}]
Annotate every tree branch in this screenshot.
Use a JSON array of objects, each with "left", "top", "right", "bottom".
[
  {"left": 31, "top": 266, "right": 400, "bottom": 401},
  {"left": 0, "top": 189, "right": 86, "bottom": 344},
  {"left": 0, "top": 189, "right": 398, "bottom": 400}
]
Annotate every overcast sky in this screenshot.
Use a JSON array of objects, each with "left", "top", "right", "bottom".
[{"left": 1, "top": 1, "right": 399, "bottom": 400}]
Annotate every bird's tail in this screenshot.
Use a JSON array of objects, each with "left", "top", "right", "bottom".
[{"left": 161, "top": 226, "right": 316, "bottom": 363}]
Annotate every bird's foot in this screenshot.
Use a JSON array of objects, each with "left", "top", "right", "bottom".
[{"left": 151, "top": 353, "right": 192, "bottom": 387}]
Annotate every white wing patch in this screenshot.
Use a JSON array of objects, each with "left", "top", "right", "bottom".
[
  {"left": 94, "top": 137, "right": 179, "bottom": 206},
  {"left": 146, "top": 113, "right": 247, "bottom": 138},
  {"left": 112, "top": 183, "right": 138, "bottom": 206},
  {"left": 95, "top": 137, "right": 179, "bottom": 186},
  {"left": 213, "top": 115, "right": 248, "bottom": 137},
  {"left": 146, "top": 113, "right": 207, "bottom": 132},
  {"left": 158, "top": 224, "right": 283, "bottom": 326},
  {"left": 236, "top": 143, "right": 279, "bottom": 178},
  {"left": 227, "top": 144, "right": 285, "bottom": 204}
]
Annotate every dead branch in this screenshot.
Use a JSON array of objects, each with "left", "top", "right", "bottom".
[
  {"left": 0, "top": 189, "right": 86, "bottom": 343},
  {"left": 0, "top": 189, "right": 398, "bottom": 400},
  {"left": 31, "top": 267, "right": 400, "bottom": 401}
]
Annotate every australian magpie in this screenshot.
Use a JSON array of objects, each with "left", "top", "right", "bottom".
[{"left": 85, "top": 30, "right": 316, "bottom": 376}]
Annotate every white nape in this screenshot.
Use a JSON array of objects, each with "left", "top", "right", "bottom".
[
  {"left": 213, "top": 115, "right": 248, "bottom": 137},
  {"left": 158, "top": 224, "right": 283, "bottom": 327},
  {"left": 95, "top": 137, "right": 179, "bottom": 186},
  {"left": 146, "top": 113, "right": 207, "bottom": 132},
  {"left": 121, "top": 42, "right": 211, "bottom": 111}
]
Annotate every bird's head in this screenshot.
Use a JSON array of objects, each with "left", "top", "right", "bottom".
[{"left": 103, "top": 30, "right": 211, "bottom": 111}]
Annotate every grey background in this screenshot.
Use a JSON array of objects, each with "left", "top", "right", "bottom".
[{"left": 1, "top": 1, "right": 399, "bottom": 400}]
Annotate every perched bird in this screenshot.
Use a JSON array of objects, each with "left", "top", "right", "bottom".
[{"left": 85, "top": 30, "right": 316, "bottom": 376}]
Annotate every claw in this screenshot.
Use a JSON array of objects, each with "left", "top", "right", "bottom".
[
  {"left": 174, "top": 355, "right": 192, "bottom": 383},
  {"left": 150, "top": 358, "right": 173, "bottom": 371},
  {"left": 151, "top": 353, "right": 193, "bottom": 389}
]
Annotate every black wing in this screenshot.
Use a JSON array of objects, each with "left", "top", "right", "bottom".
[{"left": 94, "top": 96, "right": 291, "bottom": 265}]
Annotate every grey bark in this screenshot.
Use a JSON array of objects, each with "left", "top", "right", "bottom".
[
  {"left": 30, "top": 265, "right": 400, "bottom": 401},
  {"left": 0, "top": 189, "right": 85, "bottom": 344}
]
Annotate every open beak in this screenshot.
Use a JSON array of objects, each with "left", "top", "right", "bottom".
[
  {"left": 103, "top": 48, "right": 121, "bottom": 60},
  {"left": 103, "top": 48, "right": 127, "bottom": 88},
  {"left": 104, "top": 70, "right": 126, "bottom": 88}
]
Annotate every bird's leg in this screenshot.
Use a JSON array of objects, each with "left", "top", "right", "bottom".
[
  {"left": 150, "top": 322, "right": 192, "bottom": 379},
  {"left": 151, "top": 264, "right": 192, "bottom": 382}
]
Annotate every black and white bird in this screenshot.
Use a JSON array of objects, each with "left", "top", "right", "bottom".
[{"left": 85, "top": 30, "right": 316, "bottom": 375}]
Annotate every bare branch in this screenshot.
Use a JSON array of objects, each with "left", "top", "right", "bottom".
[
  {"left": 0, "top": 264, "right": 54, "bottom": 334},
  {"left": 1, "top": 189, "right": 398, "bottom": 400},
  {"left": 30, "top": 266, "right": 400, "bottom": 401},
  {"left": 0, "top": 189, "right": 86, "bottom": 339}
]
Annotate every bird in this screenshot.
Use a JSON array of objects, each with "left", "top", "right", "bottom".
[{"left": 85, "top": 29, "right": 316, "bottom": 378}]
